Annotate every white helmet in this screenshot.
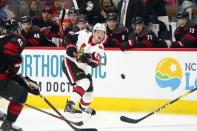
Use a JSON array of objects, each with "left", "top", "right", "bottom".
[{"left": 93, "top": 23, "right": 106, "bottom": 33}]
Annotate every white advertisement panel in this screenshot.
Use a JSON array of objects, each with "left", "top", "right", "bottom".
[{"left": 20, "top": 49, "right": 197, "bottom": 100}]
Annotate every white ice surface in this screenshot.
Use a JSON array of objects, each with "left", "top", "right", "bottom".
[{"left": 1, "top": 109, "right": 197, "bottom": 131}]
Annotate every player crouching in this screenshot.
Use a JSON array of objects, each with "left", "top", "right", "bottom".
[{"left": 62, "top": 23, "right": 106, "bottom": 116}]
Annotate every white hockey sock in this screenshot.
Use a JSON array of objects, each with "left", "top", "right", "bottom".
[
  {"left": 70, "top": 78, "right": 90, "bottom": 104},
  {"left": 80, "top": 92, "right": 94, "bottom": 108}
]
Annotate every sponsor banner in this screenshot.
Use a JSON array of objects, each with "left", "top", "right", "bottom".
[{"left": 20, "top": 49, "right": 197, "bottom": 101}]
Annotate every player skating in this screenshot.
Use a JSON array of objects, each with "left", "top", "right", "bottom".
[{"left": 62, "top": 23, "right": 106, "bottom": 116}]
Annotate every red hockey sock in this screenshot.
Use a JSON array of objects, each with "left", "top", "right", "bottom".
[{"left": 7, "top": 102, "right": 23, "bottom": 122}]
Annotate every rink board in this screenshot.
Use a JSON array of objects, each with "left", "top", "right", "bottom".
[{"left": 19, "top": 48, "right": 197, "bottom": 114}]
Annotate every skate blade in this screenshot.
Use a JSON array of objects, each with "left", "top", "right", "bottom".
[{"left": 64, "top": 111, "right": 83, "bottom": 122}]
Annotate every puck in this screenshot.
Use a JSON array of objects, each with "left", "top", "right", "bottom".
[{"left": 121, "top": 74, "right": 125, "bottom": 79}]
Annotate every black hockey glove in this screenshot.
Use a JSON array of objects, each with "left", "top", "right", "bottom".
[
  {"left": 24, "top": 76, "right": 40, "bottom": 95},
  {"left": 66, "top": 46, "right": 77, "bottom": 57},
  {"left": 79, "top": 53, "right": 91, "bottom": 63},
  {"left": 13, "top": 75, "right": 40, "bottom": 95}
]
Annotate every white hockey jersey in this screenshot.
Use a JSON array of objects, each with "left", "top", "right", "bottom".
[{"left": 66, "top": 29, "right": 105, "bottom": 74}]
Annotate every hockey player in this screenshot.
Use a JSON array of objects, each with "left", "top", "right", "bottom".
[
  {"left": 74, "top": 14, "right": 89, "bottom": 32},
  {"left": 32, "top": 6, "right": 59, "bottom": 40},
  {"left": 104, "top": 12, "right": 129, "bottom": 48},
  {"left": 20, "top": 16, "right": 56, "bottom": 47},
  {"left": 0, "top": 18, "right": 40, "bottom": 131},
  {"left": 62, "top": 23, "right": 106, "bottom": 116},
  {"left": 0, "top": 111, "right": 6, "bottom": 121},
  {"left": 171, "top": 10, "right": 197, "bottom": 48},
  {"left": 120, "top": 16, "right": 167, "bottom": 50}
]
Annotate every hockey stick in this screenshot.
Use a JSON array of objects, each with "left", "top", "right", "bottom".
[
  {"left": 72, "top": 0, "right": 79, "bottom": 10},
  {"left": 120, "top": 87, "right": 197, "bottom": 124},
  {"left": 0, "top": 102, "right": 82, "bottom": 130},
  {"left": 39, "top": 94, "right": 97, "bottom": 131},
  {"left": 23, "top": 103, "right": 82, "bottom": 126},
  {"left": 27, "top": 81, "right": 97, "bottom": 131}
]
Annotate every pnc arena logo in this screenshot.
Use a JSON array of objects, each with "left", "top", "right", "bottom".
[{"left": 155, "top": 57, "right": 182, "bottom": 91}]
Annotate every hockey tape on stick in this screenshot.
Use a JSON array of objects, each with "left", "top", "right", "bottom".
[{"left": 39, "top": 94, "right": 97, "bottom": 131}]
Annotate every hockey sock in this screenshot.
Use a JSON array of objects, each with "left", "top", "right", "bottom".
[
  {"left": 71, "top": 86, "right": 86, "bottom": 104},
  {"left": 80, "top": 92, "right": 94, "bottom": 109},
  {"left": 70, "top": 78, "right": 90, "bottom": 104},
  {"left": 6, "top": 102, "right": 23, "bottom": 122}
]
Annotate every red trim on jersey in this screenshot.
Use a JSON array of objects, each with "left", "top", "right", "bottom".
[
  {"left": 80, "top": 98, "right": 91, "bottom": 106},
  {"left": 28, "top": 38, "right": 40, "bottom": 46},
  {"left": 8, "top": 102, "right": 23, "bottom": 116},
  {"left": 88, "top": 36, "right": 96, "bottom": 46},
  {"left": 142, "top": 40, "right": 153, "bottom": 47},
  {"left": 73, "top": 86, "right": 85, "bottom": 97},
  {"left": 93, "top": 55, "right": 100, "bottom": 65},
  {"left": 0, "top": 74, "right": 8, "bottom": 80},
  {"left": 174, "top": 31, "right": 181, "bottom": 36},
  {"left": 4, "top": 42, "right": 19, "bottom": 56},
  {"left": 183, "top": 34, "right": 196, "bottom": 43}
]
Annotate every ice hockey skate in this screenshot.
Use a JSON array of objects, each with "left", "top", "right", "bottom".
[
  {"left": 79, "top": 104, "right": 96, "bottom": 116},
  {"left": 64, "top": 100, "right": 83, "bottom": 119},
  {"left": 0, "top": 119, "right": 22, "bottom": 131},
  {"left": 64, "top": 100, "right": 82, "bottom": 114}
]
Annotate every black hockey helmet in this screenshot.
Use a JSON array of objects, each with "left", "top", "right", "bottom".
[
  {"left": 176, "top": 10, "right": 189, "bottom": 19},
  {"left": 0, "top": 18, "right": 18, "bottom": 34},
  {"left": 132, "top": 16, "right": 144, "bottom": 25},
  {"left": 77, "top": 14, "right": 88, "bottom": 23},
  {"left": 0, "top": 18, "right": 18, "bottom": 29},
  {"left": 42, "top": 6, "right": 53, "bottom": 14},
  {"left": 106, "top": 12, "right": 118, "bottom": 22},
  {"left": 20, "top": 16, "right": 32, "bottom": 23}
]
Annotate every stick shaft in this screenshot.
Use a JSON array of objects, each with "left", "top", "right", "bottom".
[
  {"left": 24, "top": 103, "right": 63, "bottom": 120},
  {"left": 121, "top": 88, "right": 197, "bottom": 123}
]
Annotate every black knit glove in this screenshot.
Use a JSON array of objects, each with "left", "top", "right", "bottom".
[{"left": 79, "top": 53, "right": 91, "bottom": 63}]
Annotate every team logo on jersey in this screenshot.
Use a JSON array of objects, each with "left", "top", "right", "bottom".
[
  {"left": 122, "top": 35, "right": 125, "bottom": 40},
  {"left": 78, "top": 43, "right": 86, "bottom": 55},
  {"left": 155, "top": 57, "right": 182, "bottom": 91},
  {"left": 17, "top": 38, "right": 24, "bottom": 47}
]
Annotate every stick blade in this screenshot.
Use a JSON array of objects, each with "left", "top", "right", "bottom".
[
  {"left": 71, "top": 121, "right": 84, "bottom": 126},
  {"left": 80, "top": 128, "right": 97, "bottom": 131},
  {"left": 120, "top": 116, "right": 139, "bottom": 124}
]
